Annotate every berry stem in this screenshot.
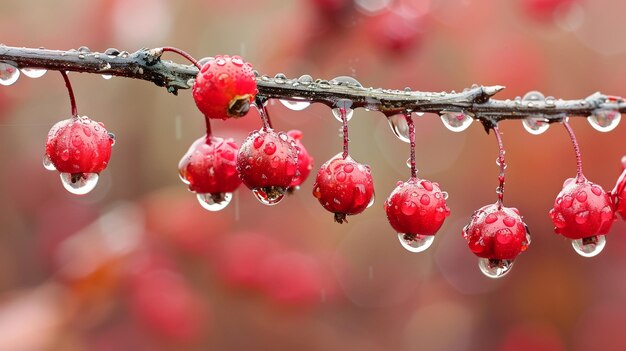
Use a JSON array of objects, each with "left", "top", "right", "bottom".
[
  {"left": 493, "top": 126, "right": 506, "bottom": 209},
  {"left": 255, "top": 96, "right": 273, "bottom": 130},
  {"left": 160, "top": 47, "right": 201, "bottom": 70},
  {"left": 404, "top": 113, "right": 417, "bottom": 179},
  {"left": 341, "top": 108, "right": 349, "bottom": 159},
  {"left": 60, "top": 71, "right": 78, "bottom": 118},
  {"left": 563, "top": 120, "right": 585, "bottom": 182}
]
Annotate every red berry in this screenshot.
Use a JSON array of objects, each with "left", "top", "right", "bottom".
[
  {"left": 287, "top": 129, "right": 314, "bottom": 191},
  {"left": 611, "top": 156, "right": 626, "bottom": 220},
  {"left": 192, "top": 55, "right": 257, "bottom": 120},
  {"left": 463, "top": 203, "right": 530, "bottom": 278},
  {"left": 549, "top": 177, "right": 615, "bottom": 240},
  {"left": 178, "top": 135, "right": 241, "bottom": 211},
  {"left": 370, "top": 9, "right": 425, "bottom": 53},
  {"left": 384, "top": 178, "right": 450, "bottom": 252},
  {"left": 237, "top": 128, "right": 299, "bottom": 205},
  {"left": 312, "top": 153, "right": 374, "bottom": 223},
  {"left": 45, "top": 116, "right": 114, "bottom": 194},
  {"left": 520, "top": 0, "right": 575, "bottom": 21}
]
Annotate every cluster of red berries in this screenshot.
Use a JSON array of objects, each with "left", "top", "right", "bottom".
[{"left": 41, "top": 51, "right": 625, "bottom": 280}]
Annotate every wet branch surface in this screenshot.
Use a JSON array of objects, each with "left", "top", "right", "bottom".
[{"left": 1, "top": 45, "right": 625, "bottom": 129}]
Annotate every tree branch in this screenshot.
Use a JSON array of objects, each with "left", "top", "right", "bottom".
[{"left": 1, "top": 45, "right": 624, "bottom": 129}]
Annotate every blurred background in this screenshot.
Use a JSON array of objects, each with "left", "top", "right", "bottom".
[{"left": 1, "top": 0, "right": 626, "bottom": 350}]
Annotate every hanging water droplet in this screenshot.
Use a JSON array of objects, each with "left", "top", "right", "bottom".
[
  {"left": 588, "top": 109, "right": 621, "bottom": 132},
  {"left": 108, "top": 132, "right": 116, "bottom": 146},
  {"left": 478, "top": 258, "right": 514, "bottom": 279},
  {"left": 332, "top": 99, "right": 354, "bottom": 122},
  {"left": 571, "top": 235, "right": 606, "bottom": 257},
  {"left": 252, "top": 187, "right": 286, "bottom": 205},
  {"left": 440, "top": 110, "right": 473, "bottom": 132},
  {"left": 20, "top": 67, "right": 47, "bottom": 78},
  {"left": 397, "top": 233, "right": 435, "bottom": 253},
  {"left": 0, "top": 62, "right": 20, "bottom": 86},
  {"left": 43, "top": 154, "right": 56, "bottom": 171},
  {"left": 387, "top": 114, "right": 410, "bottom": 143},
  {"left": 279, "top": 99, "right": 311, "bottom": 111},
  {"left": 367, "top": 194, "right": 375, "bottom": 208},
  {"left": 196, "top": 192, "right": 232, "bottom": 211},
  {"left": 59, "top": 172, "right": 99, "bottom": 195},
  {"left": 101, "top": 74, "right": 113, "bottom": 80}
]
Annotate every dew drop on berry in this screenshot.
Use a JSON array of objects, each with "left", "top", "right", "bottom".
[
  {"left": 21, "top": 67, "right": 47, "bottom": 78},
  {"left": 574, "top": 210, "right": 590, "bottom": 224},
  {"left": 252, "top": 187, "right": 286, "bottom": 206},
  {"left": 367, "top": 194, "right": 375, "bottom": 208},
  {"left": 253, "top": 135, "right": 264, "bottom": 149},
  {"left": 263, "top": 142, "right": 277, "bottom": 155},
  {"left": 401, "top": 201, "right": 417, "bottom": 215},
  {"left": 420, "top": 194, "right": 430, "bottom": 205},
  {"left": 575, "top": 191, "right": 587, "bottom": 202},
  {"left": 59, "top": 172, "right": 99, "bottom": 195},
  {"left": 478, "top": 258, "right": 513, "bottom": 279},
  {"left": 196, "top": 192, "right": 232, "bottom": 211},
  {"left": 571, "top": 235, "right": 606, "bottom": 258},
  {"left": 588, "top": 109, "right": 621, "bottom": 132},
  {"left": 0, "top": 62, "right": 20, "bottom": 86},
  {"left": 440, "top": 110, "right": 473, "bottom": 132},
  {"left": 43, "top": 154, "right": 56, "bottom": 171},
  {"left": 387, "top": 114, "right": 410, "bottom": 143},
  {"left": 279, "top": 99, "right": 311, "bottom": 111},
  {"left": 343, "top": 163, "right": 354, "bottom": 173},
  {"left": 397, "top": 233, "right": 434, "bottom": 253},
  {"left": 101, "top": 74, "right": 113, "bottom": 80}
]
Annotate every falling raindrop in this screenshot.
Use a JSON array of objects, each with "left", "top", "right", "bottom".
[
  {"left": 21, "top": 67, "right": 47, "bottom": 78},
  {"left": 0, "top": 62, "right": 20, "bottom": 86},
  {"left": 587, "top": 109, "right": 621, "bottom": 132},
  {"left": 387, "top": 114, "right": 410, "bottom": 143},
  {"left": 332, "top": 99, "right": 354, "bottom": 122},
  {"left": 43, "top": 154, "right": 56, "bottom": 171},
  {"left": 60, "top": 172, "right": 99, "bottom": 195},
  {"left": 196, "top": 192, "right": 233, "bottom": 211},
  {"left": 252, "top": 187, "right": 286, "bottom": 205},
  {"left": 440, "top": 110, "right": 473, "bottom": 132},
  {"left": 571, "top": 235, "right": 606, "bottom": 257},
  {"left": 397, "top": 233, "right": 435, "bottom": 253},
  {"left": 279, "top": 99, "right": 311, "bottom": 111},
  {"left": 478, "top": 258, "right": 514, "bottom": 278}
]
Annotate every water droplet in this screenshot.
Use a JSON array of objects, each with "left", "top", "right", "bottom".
[
  {"left": 101, "top": 74, "right": 113, "bottom": 80},
  {"left": 263, "top": 142, "right": 277, "bottom": 155},
  {"left": 59, "top": 172, "right": 99, "bottom": 195},
  {"left": 440, "top": 110, "right": 473, "bottom": 132},
  {"left": 108, "top": 132, "right": 116, "bottom": 146},
  {"left": 572, "top": 235, "right": 606, "bottom": 258},
  {"left": 274, "top": 73, "right": 287, "bottom": 84},
  {"left": 279, "top": 99, "right": 311, "bottom": 111},
  {"left": 367, "top": 194, "right": 375, "bottom": 208},
  {"left": 20, "top": 67, "right": 47, "bottom": 78},
  {"left": 574, "top": 210, "right": 590, "bottom": 224},
  {"left": 253, "top": 135, "right": 264, "bottom": 149},
  {"left": 343, "top": 164, "right": 354, "bottom": 173},
  {"left": 197, "top": 57, "right": 214, "bottom": 67},
  {"left": 401, "top": 201, "right": 417, "bottom": 215},
  {"left": 298, "top": 74, "right": 313, "bottom": 85},
  {"left": 397, "top": 233, "right": 434, "bottom": 253},
  {"left": 330, "top": 75, "right": 362, "bottom": 88},
  {"left": 522, "top": 116, "right": 549, "bottom": 135},
  {"left": 196, "top": 192, "right": 232, "bottom": 211},
  {"left": 252, "top": 187, "right": 286, "bottom": 205},
  {"left": 503, "top": 216, "right": 516, "bottom": 227},
  {"left": 0, "top": 62, "right": 20, "bottom": 86},
  {"left": 43, "top": 154, "right": 56, "bottom": 171},
  {"left": 336, "top": 171, "right": 347, "bottom": 182},
  {"left": 588, "top": 109, "right": 621, "bottom": 132},
  {"left": 485, "top": 213, "right": 498, "bottom": 224},
  {"left": 332, "top": 99, "right": 354, "bottom": 123},
  {"left": 478, "top": 258, "right": 514, "bottom": 279},
  {"left": 387, "top": 114, "right": 410, "bottom": 143}
]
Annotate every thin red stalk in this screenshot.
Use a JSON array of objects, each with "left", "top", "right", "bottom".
[
  {"left": 563, "top": 120, "right": 585, "bottom": 182},
  {"left": 60, "top": 71, "right": 78, "bottom": 117},
  {"left": 161, "top": 47, "right": 201, "bottom": 70},
  {"left": 405, "top": 113, "right": 417, "bottom": 179},
  {"left": 493, "top": 126, "right": 506, "bottom": 209},
  {"left": 256, "top": 102, "right": 272, "bottom": 130},
  {"left": 341, "top": 108, "right": 349, "bottom": 159}
]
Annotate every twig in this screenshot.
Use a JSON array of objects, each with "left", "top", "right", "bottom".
[{"left": 1, "top": 45, "right": 625, "bottom": 130}]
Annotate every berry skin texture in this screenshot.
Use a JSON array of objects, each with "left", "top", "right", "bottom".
[
  {"left": 192, "top": 55, "right": 257, "bottom": 120},
  {"left": 463, "top": 203, "right": 530, "bottom": 260},
  {"left": 45, "top": 116, "right": 113, "bottom": 174},
  {"left": 549, "top": 178, "right": 616, "bottom": 239},
  {"left": 178, "top": 135, "right": 241, "bottom": 195},
  {"left": 384, "top": 178, "right": 450, "bottom": 236},
  {"left": 236, "top": 128, "right": 298, "bottom": 204},
  {"left": 312, "top": 153, "right": 374, "bottom": 223},
  {"left": 611, "top": 156, "right": 626, "bottom": 220},
  {"left": 287, "top": 129, "right": 314, "bottom": 190}
]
